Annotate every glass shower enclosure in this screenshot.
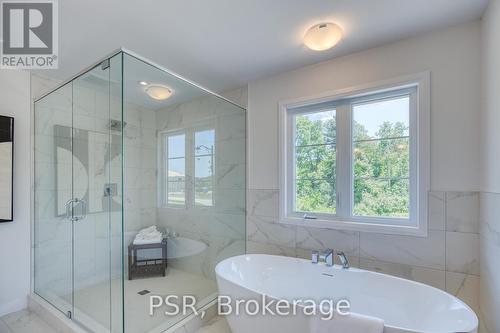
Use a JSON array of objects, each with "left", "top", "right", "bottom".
[{"left": 33, "top": 50, "right": 246, "bottom": 333}]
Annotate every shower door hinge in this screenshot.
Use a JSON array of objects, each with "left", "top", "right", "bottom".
[
  {"left": 101, "top": 59, "right": 110, "bottom": 70},
  {"left": 67, "top": 311, "right": 72, "bottom": 319}
]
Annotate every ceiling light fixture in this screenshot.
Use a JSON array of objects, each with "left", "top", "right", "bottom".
[
  {"left": 138, "top": 81, "right": 148, "bottom": 86},
  {"left": 145, "top": 84, "right": 173, "bottom": 100},
  {"left": 304, "top": 22, "right": 343, "bottom": 51}
]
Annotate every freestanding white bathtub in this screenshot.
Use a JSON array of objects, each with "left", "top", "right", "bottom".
[{"left": 215, "top": 254, "right": 478, "bottom": 333}]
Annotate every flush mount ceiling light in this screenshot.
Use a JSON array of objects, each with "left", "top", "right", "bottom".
[
  {"left": 304, "top": 22, "right": 343, "bottom": 51},
  {"left": 145, "top": 84, "right": 173, "bottom": 100},
  {"left": 138, "top": 81, "right": 148, "bottom": 86}
]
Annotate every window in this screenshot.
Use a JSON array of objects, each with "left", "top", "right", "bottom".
[
  {"left": 166, "top": 133, "right": 186, "bottom": 206},
  {"left": 161, "top": 127, "right": 215, "bottom": 208},
  {"left": 352, "top": 96, "right": 410, "bottom": 218},
  {"left": 194, "top": 129, "right": 215, "bottom": 207},
  {"left": 294, "top": 110, "right": 337, "bottom": 214},
  {"left": 280, "top": 74, "right": 429, "bottom": 235}
]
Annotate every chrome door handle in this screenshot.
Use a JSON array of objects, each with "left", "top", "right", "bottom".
[
  {"left": 65, "top": 199, "right": 75, "bottom": 221},
  {"left": 73, "top": 198, "right": 87, "bottom": 221}
]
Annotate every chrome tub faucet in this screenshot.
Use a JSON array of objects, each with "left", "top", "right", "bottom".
[
  {"left": 311, "top": 250, "right": 319, "bottom": 264},
  {"left": 337, "top": 251, "right": 350, "bottom": 269},
  {"left": 320, "top": 249, "right": 334, "bottom": 266}
]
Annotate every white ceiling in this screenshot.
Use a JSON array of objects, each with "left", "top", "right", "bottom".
[{"left": 45, "top": 0, "right": 489, "bottom": 93}]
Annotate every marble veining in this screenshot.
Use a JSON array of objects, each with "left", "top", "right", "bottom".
[
  {"left": 247, "top": 189, "right": 480, "bottom": 312},
  {"left": 428, "top": 191, "right": 445, "bottom": 230},
  {"left": 446, "top": 191, "right": 479, "bottom": 233},
  {"left": 445, "top": 231, "right": 480, "bottom": 275},
  {"left": 247, "top": 215, "right": 296, "bottom": 248},
  {"left": 247, "top": 189, "right": 279, "bottom": 218},
  {"left": 296, "top": 226, "right": 359, "bottom": 257},
  {"left": 479, "top": 191, "right": 500, "bottom": 333}
]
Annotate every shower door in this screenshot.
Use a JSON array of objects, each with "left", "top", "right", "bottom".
[
  {"left": 34, "top": 55, "right": 123, "bottom": 332},
  {"left": 34, "top": 82, "right": 74, "bottom": 318}
]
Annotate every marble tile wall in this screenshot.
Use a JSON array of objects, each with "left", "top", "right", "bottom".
[
  {"left": 479, "top": 192, "right": 500, "bottom": 333},
  {"left": 123, "top": 102, "right": 158, "bottom": 236},
  {"left": 154, "top": 88, "right": 247, "bottom": 280},
  {"left": 247, "top": 189, "right": 480, "bottom": 313}
]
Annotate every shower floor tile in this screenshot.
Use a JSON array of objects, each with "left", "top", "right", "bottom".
[{"left": 70, "top": 267, "right": 216, "bottom": 333}]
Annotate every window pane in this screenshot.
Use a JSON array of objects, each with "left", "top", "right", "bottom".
[
  {"left": 195, "top": 155, "right": 213, "bottom": 178},
  {"left": 295, "top": 110, "right": 336, "bottom": 146},
  {"left": 195, "top": 179, "right": 213, "bottom": 207},
  {"left": 295, "top": 179, "right": 336, "bottom": 214},
  {"left": 352, "top": 95, "right": 410, "bottom": 219},
  {"left": 296, "top": 145, "right": 336, "bottom": 180},
  {"left": 195, "top": 129, "right": 215, "bottom": 157},
  {"left": 353, "top": 96, "right": 409, "bottom": 141},
  {"left": 294, "top": 110, "right": 336, "bottom": 214},
  {"left": 167, "top": 158, "right": 185, "bottom": 181},
  {"left": 195, "top": 129, "right": 215, "bottom": 207},
  {"left": 167, "top": 154, "right": 185, "bottom": 205},
  {"left": 168, "top": 134, "right": 185, "bottom": 158},
  {"left": 167, "top": 181, "right": 185, "bottom": 205},
  {"left": 353, "top": 178, "right": 409, "bottom": 218},
  {"left": 354, "top": 138, "right": 409, "bottom": 179},
  {"left": 195, "top": 155, "right": 213, "bottom": 206}
]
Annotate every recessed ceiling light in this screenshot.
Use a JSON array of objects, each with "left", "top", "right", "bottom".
[
  {"left": 138, "top": 81, "right": 148, "bottom": 86},
  {"left": 145, "top": 84, "right": 173, "bottom": 100},
  {"left": 304, "top": 22, "right": 343, "bottom": 51}
]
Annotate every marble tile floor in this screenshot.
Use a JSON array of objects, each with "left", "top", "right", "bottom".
[
  {"left": 0, "top": 309, "right": 57, "bottom": 333},
  {"left": 0, "top": 310, "right": 232, "bottom": 333},
  {"left": 65, "top": 267, "right": 217, "bottom": 333}
]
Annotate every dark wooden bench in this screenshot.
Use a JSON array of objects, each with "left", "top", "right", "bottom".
[{"left": 128, "top": 238, "right": 167, "bottom": 280}]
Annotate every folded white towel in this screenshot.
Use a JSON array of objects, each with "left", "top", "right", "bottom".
[
  {"left": 136, "top": 232, "right": 161, "bottom": 240},
  {"left": 137, "top": 226, "right": 158, "bottom": 235},
  {"left": 309, "top": 312, "right": 384, "bottom": 333},
  {"left": 133, "top": 235, "right": 162, "bottom": 245},
  {"left": 133, "top": 226, "right": 163, "bottom": 245}
]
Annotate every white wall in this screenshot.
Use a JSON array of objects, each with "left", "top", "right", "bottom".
[
  {"left": 248, "top": 21, "right": 481, "bottom": 191},
  {"left": 0, "top": 70, "right": 31, "bottom": 316},
  {"left": 479, "top": 1, "right": 500, "bottom": 332},
  {"left": 481, "top": 0, "right": 500, "bottom": 193}
]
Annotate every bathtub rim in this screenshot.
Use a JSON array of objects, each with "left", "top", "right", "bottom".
[{"left": 215, "top": 254, "right": 479, "bottom": 333}]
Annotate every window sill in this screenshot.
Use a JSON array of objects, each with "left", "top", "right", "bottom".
[{"left": 279, "top": 215, "right": 428, "bottom": 237}]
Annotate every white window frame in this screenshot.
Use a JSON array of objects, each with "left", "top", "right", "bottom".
[
  {"left": 278, "top": 72, "right": 430, "bottom": 236},
  {"left": 158, "top": 125, "right": 216, "bottom": 210},
  {"left": 160, "top": 130, "right": 188, "bottom": 209}
]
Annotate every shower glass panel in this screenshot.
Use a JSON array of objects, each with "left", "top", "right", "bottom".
[
  {"left": 122, "top": 53, "right": 246, "bottom": 332},
  {"left": 71, "top": 55, "right": 123, "bottom": 332},
  {"left": 34, "top": 50, "right": 246, "bottom": 333},
  {"left": 34, "top": 83, "right": 73, "bottom": 317},
  {"left": 34, "top": 53, "right": 123, "bottom": 332}
]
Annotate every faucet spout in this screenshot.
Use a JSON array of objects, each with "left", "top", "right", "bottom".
[{"left": 320, "top": 249, "right": 334, "bottom": 267}]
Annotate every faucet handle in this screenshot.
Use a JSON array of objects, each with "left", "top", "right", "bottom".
[
  {"left": 337, "top": 251, "right": 350, "bottom": 269},
  {"left": 311, "top": 250, "right": 319, "bottom": 264}
]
